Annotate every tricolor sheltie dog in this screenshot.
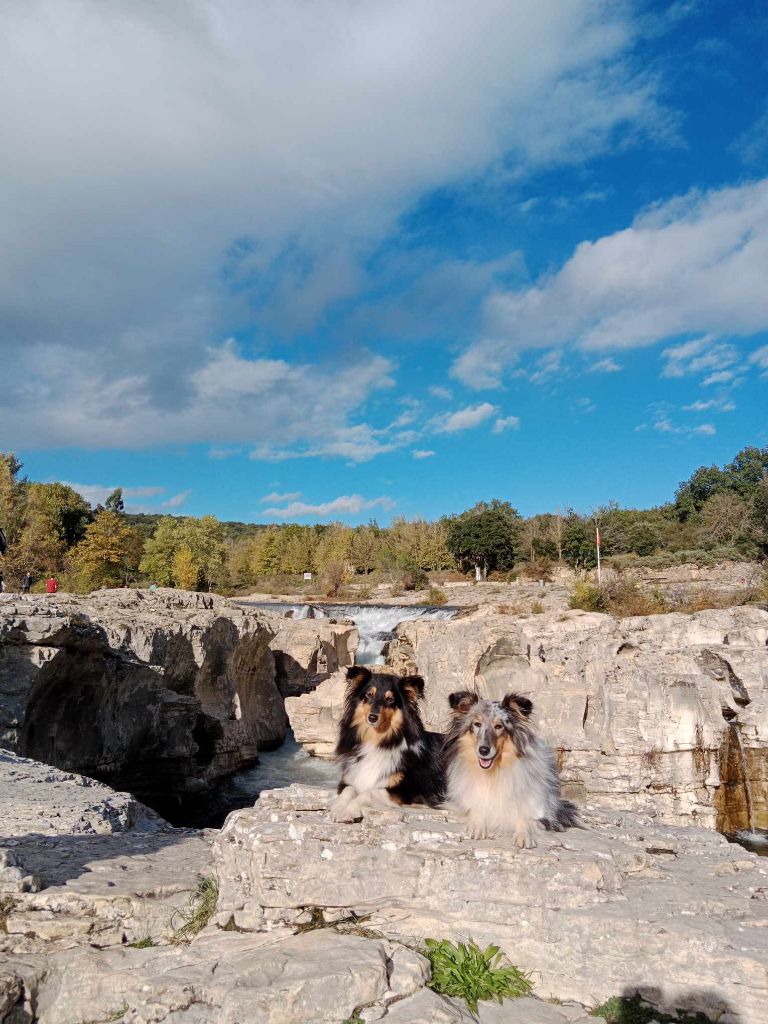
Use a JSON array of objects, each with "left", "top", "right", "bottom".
[
  {"left": 330, "top": 666, "right": 444, "bottom": 822},
  {"left": 444, "top": 690, "right": 579, "bottom": 847}
]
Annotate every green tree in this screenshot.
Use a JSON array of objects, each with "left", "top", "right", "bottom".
[
  {"left": 749, "top": 479, "right": 768, "bottom": 553},
  {"left": 350, "top": 523, "right": 380, "bottom": 574},
  {"left": 625, "top": 520, "right": 660, "bottom": 557},
  {"left": 139, "top": 518, "right": 180, "bottom": 585},
  {"left": 561, "top": 513, "right": 597, "bottom": 569},
  {"left": 140, "top": 515, "right": 226, "bottom": 590},
  {"left": 172, "top": 545, "right": 201, "bottom": 590},
  {"left": 105, "top": 487, "right": 125, "bottom": 514},
  {"left": 445, "top": 500, "right": 521, "bottom": 578},
  {"left": 315, "top": 523, "right": 353, "bottom": 595},
  {"left": 71, "top": 511, "right": 142, "bottom": 589}
]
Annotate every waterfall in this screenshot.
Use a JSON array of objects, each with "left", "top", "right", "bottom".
[
  {"left": 239, "top": 601, "right": 457, "bottom": 665},
  {"left": 730, "top": 721, "right": 756, "bottom": 835}
]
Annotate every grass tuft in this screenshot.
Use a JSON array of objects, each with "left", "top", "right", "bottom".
[
  {"left": 128, "top": 936, "right": 155, "bottom": 948},
  {"left": 425, "top": 585, "right": 448, "bottom": 606},
  {"left": 169, "top": 877, "right": 218, "bottom": 944},
  {"left": 425, "top": 938, "right": 533, "bottom": 1013}
]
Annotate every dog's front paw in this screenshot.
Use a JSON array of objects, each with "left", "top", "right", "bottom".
[
  {"left": 467, "top": 819, "right": 492, "bottom": 840},
  {"left": 330, "top": 800, "right": 362, "bottom": 823},
  {"left": 513, "top": 826, "right": 536, "bottom": 849}
]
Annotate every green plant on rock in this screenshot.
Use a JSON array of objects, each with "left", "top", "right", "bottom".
[
  {"left": 569, "top": 580, "right": 605, "bottom": 612},
  {"left": 424, "top": 938, "right": 533, "bottom": 1013},
  {"left": 128, "top": 936, "right": 155, "bottom": 948},
  {"left": 169, "top": 877, "right": 218, "bottom": 944}
]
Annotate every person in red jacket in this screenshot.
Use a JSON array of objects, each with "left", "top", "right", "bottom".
[{"left": 45, "top": 576, "right": 58, "bottom": 594}]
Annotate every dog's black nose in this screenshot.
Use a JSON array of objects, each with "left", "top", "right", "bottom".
[
  {"left": 478, "top": 745, "right": 490, "bottom": 756},
  {"left": 368, "top": 713, "right": 379, "bottom": 724}
]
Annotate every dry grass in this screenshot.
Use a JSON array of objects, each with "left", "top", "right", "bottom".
[
  {"left": 570, "top": 575, "right": 763, "bottom": 618},
  {"left": 169, "top": 877, "right": 218, "bottom": 944}
]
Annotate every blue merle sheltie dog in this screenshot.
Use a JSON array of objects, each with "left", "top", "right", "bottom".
[
  {"left": 330, "top": 666, "right": 444, "bottom": 822},
  {"left": 444, "top": 690, "right": 579, "bottom": 847}
]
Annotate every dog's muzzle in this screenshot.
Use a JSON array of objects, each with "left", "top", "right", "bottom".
[{"left": 477, "top": 743, "right": 496, "bottom": 770}]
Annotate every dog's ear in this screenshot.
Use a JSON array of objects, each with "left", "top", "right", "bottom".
[
  {"left": 448, "top": 690, "right": 479, "bottom": 716},
  {"left": 502, "top": 692, "right": 533, "bottom": 718},
  {"left": 346, "top": 666, "right": 371, "bottom": 690},
  {"left": 399, "top": 674, "right": 425, "bottom": 704}
]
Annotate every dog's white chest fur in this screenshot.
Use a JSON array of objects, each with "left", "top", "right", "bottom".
[{"left": 345, "top": 742, "right": 404, "bottom": 793}]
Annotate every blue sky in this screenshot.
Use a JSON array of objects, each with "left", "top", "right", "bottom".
[{"left": 2, "top": 0, "right": 767, "bottom": 524}]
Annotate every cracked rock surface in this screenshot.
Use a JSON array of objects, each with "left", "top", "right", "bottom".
[{"left": 213, "top": 785, "right": 768, "bottom": 1024}]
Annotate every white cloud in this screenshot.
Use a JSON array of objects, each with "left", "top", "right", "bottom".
[
  {"left": 454, "top": 178, "right": 768, "bottom": 386},
  {"left": 749, "top": 345, "right": 768, "bottom": 373},
  {"left": 682, "top": 397, "right": 736, "bottom": 413},
  {"left": 263, "top": 494, "right": 394, "bottom": 520},
  {"left": 588, "top": 357, "right": 622, "bottom": 373},
  {"left": 161, "top": 490, "right": 192, "bottom": 509},
  {"left": 61, "top": 482, "right": 165, "bottom": 507},
  {"left": 259, "top": 491, "right": 302, "bottom": 504},
  {"left": 660, "top": 336, "right": 739, "bottom": 379},
  {"left": 1, "top": 1, "right": 663, "bottom": 450},
  {"left": 429, "top": 402, "right": 498, "bottom": 434},
  {"left": 636, "top": 404, "right": 717, "bottom": 438},
  {"left": 492, "top": 416, "right": 521, "bottom": 433},
  {"left": 575, "top": 397, "right": 596, "bottom": 414},
  {"left": 428, "top": 386, "right": 453, "bottom": 400},
  {"left": 412, "top": 449, "right": 436, "bottom": 459},
  {"left": 703, "top": 370, "right": 738, "bottom": 387},
  {"left": 529, "top": 350, "right": 562, "bottom": 384},
  {"left": 1, "top": 340, "right": 396, "bottom": 460},
  {"left": 209, "top": 447, "right": 243, "bottom": 459}
]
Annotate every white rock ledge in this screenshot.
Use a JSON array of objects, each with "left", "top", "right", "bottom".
[{"left": 214, "top": 784, "right": 768, "bottom": 1024}]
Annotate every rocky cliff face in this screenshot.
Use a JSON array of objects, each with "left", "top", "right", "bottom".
[
  {"left": 263, "top": 614, "right": 357, "bottom": 697},
  {"left": 288, "top": 605, "right": 768, "bottom": 831},
  {"left": 0, "top": 590, "right": 287, "bottom": 808}
]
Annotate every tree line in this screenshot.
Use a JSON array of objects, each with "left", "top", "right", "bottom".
[{"left": 1, "top": 446, "right": 767, "bottom": 594}]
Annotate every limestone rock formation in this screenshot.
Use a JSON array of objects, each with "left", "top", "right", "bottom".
[
  {"left": 288, "top": 606, "right": 768, "bottom": 830},
  {"left": 0, "top": 590, "right": 287, "bottom": 808},
  {"left": 284, "top": 667, "right": 348, "bottom": 756},
  {"left": 264, "top": 614, "right": 357, "bottom": 697},
  {"left": 214, "top": 784, "right": 768, "bottom": 1024},
  {"left": 0, "top": 751, "right": 212, "bottom": 954}
]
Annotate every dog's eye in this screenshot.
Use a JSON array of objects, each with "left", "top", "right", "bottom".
[
  {"left": 494, "top": 722, "right": 503, "bottom": 732},
  {"left": 472, "top": 720, "right": 481, "bottom": 730}
]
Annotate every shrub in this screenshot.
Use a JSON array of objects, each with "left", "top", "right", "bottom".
[
  {"left": 323, "top": 559, "right": 352, "bottom": 598},
  {"left": 517, "top": 557, "right": 554, "bottom": 582},
  {"left": 569, "top": 581, "right": 605, "bottom": 612},
  {"left": 400, "top": 566, "right": 429, "bottom": 591},
  {"left": 530, "top": 600, "right": 544, "bottom": 614},
  {"left": 424, "top": 585, "right": 448, "bottom": 606},
  {"left": 424, "top": 938, "right": 533, "bottom": 1013}
]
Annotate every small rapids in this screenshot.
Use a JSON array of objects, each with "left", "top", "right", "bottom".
[{"left": 239, "top": 601, "right": 458, "bottom": 664}]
